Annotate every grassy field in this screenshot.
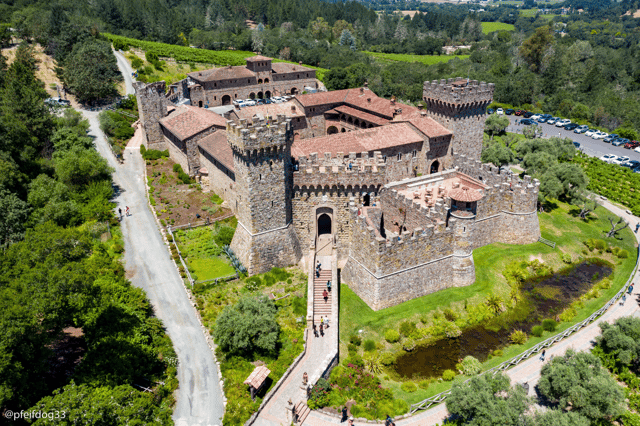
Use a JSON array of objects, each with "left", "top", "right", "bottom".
[
  {"left": 519, "top": 8, "right": 558, "bottom": 19},
  {"left": 340, "top": 198, "right": 638, "bottom": 406},
  {"left": 364, "top": 51, "right": 469, "bottom": 65},
  {"left": 481, "top": 22, "right": 516, "bottom": 34},
  {"left": 173, "top": 225, "right": 237, "bottom": 282}
]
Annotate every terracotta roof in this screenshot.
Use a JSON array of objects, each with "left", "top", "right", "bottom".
[
  {"left": 244, "top": 365, "right": 270, "bottom": 389},
  {"left": 270, "top": 62, "right": 314, "bottom": 74},
  {"left": 198, "top": 131, "right": 235, "bottom": 172},
  {"left": 295, "top": 89, "right": 352, "bottom": 107},
  {"left": 230, "top": 101, "right": 305, "bottom": 120},
  {"left": 188, "top": 66, "right": 256, "bottom": 82},
  {"left": 331, "top": 105, "right": 389, "bottom": 126},
  {"left": 292, "top": 123, "right": 424, "bottom": 158},
  {"left": 246, "top": 55, "right": 272, "bottom": 62},
  {"left": 449, "top": 186, "right": 483, "bottom": 202},
  {"left": 160, "top": 105, "right": 226, "bottom": 141},
  {"left": 393, "top": 116, "right": 452, "bottom": 138}
]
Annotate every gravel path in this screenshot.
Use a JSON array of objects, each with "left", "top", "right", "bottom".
[
  {"left": 113, "top": 49, "right": 135, "bottom": 96},
  {"left": 83, "top": 109, "right": 225, "bottom": 426}
]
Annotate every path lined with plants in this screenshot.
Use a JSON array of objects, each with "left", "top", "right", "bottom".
[{"left": 304, "top": 197, "right": 640, "bottom": 426}]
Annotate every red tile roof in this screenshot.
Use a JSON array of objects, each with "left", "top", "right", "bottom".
[
  {"left": 198, "top": 131, "right": 235, "bottom": 172},
  {"left": 291, "top": 123, "right": 424, "bottom": 158},
  {"left": 230, "top": 101, "right": 305, "bottom": 120},
  {"left": 246, "top": 55, "right": 272, "bottom": 62},
  {"left": 188, "top": 66, "right": 256, "bottom": 82},
  {"left": 393, "top": 116, "right": 452, "bottom": 138},
  {"left": 270, "top": 62, "right": 314, "bottom": 74},
  {"left": 449, "top": 186, "right": 483, "bottom": 202},
  {"left": 331, "top": 105, "right": 389, "bottom": 126},
  {"left": 295, "top": 89, "right": 352, "bottom": 107},
  {"left": 160, "top": 105, "right": 226, "bottom": 141}
]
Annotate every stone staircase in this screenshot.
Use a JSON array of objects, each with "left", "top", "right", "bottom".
[
  {"left": 294, "top": 401, "right": 311, "bottom": 425},
  {"left": 313, "top": 261, "right": 332, "bottom": 324}
]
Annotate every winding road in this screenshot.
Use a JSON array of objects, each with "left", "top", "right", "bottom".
[{"left": 81, "top": 52, "right": 225, "bottom": 426}]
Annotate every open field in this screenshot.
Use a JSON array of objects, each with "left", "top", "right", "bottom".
[
  {"left": 520, "top": 8, "right": 558, "bottom": 18},
  {"left": 340, "top": 198, "right": 638, "bottom": 405},
  {"left": 364, "top": 51, "right": 469, "bottom": 65},
  {"left": 481, "top": 22, "right": 516, "bottom": 34}
]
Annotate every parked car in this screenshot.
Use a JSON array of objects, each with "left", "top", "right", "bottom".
[
  {"left": 584, "top": 129, "right": 597, "bottom": 137},
  {"left": 487, "top": 108, "right": 494, "bottom": 114},
  {"left": 537, "top": 114, "right": 552, "bottom": 123},
  {"left": 574, "top": 125, "right": 589, "bottom": 134},
  {"left": 523, "top": 111, "right": 534, "bottom": 118},
  {"left": 624, "top": 141, "right": 640, "bottom": 149},
  {"left": 564, "top": 123, "right": 579, "bottom": 131},
  {"left": 530, "top": 113, "right": 542, "bottom": 120},
  {"left": 515, "top": 110, "right": 524, "bottom": 116},
  {"left": 635, "top": 146, "right": 640, "bottom": 153},
  {"left": 603, "top": 134, "right": 619, "bottom": 143},
  {"left": 622, "top": 160, "right": 640, "bottom": 169},
  {"left": 505, "top": 108, "right": 515, "bottom": 115},
  {"left": 592, "top": 131, "right": 608, "bottom": 140},
  {"left": 556, "top": 119, "right": 571, "bottom": 127},
  {"left": 573, "top": 141, "right": 581, "bottom": 148},
  {"left": 612, "top": 156, "right": 630, "bottom": 165},
  {"left": 520, "top": 118, "right": 535, "bottom": 125},
  {"left": 546, "top": 117, "right": 559, "bottom": 125},
  {"left": 496, "top": 108, "right": 504, "bottom": 115},
  {"left": 45, "top": 97, "right": 70, "bottom": 107},
  {"left": 600, "top": 154, "right": 618, "bottom": 163},
  {"left": 611, "top": 138, "right": 625, "bottom": 147}
]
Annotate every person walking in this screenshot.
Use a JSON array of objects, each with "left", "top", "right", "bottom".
[
  {"left": 327, "top": 280, "right": 332, "bottom": 291},
  {"left": 323, "top": 289, "right": 329, "bottom": 303},
  {"left": 348, "top": 416, "right": 354, "bottom": 426},
  {"left": 635, "top": 223, "right": 639, "bottom": 233},
  {"left": 312, "top": 323, "right": 318, "bottom": 338},
  {"left": 629, "top": 283, "right": 634, "bottom": 295},
  {"left": 320, "top": 316, "right": 324, "bottom": 326},
  {"left": 341, "top": 407, "right": 348, "bottom": 423},
  {"left": 118, "top": 207, "right": 123, "bottom": 219},
  {"left": 126, "top": 206, "right": 130, "bottom": 216},
  {"left": 622, "top": 294, "right": 627, "bottom": 304},
  {"left": 319, "top": 323, "right": 324, "bottom": 337},
  {"left": 385, "top": 414, "right": 395, "bottom": 426},
  {"left": 540, "top": 349, "right": 546, "bottom": 362}
]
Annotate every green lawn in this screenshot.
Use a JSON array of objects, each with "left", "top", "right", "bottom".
[
  {"left": 339, "top": 198, "right": 638, "bottom": 406},
  {"left": 481, "top": 22, "right": 516, "bottom": 34},
  {"left": 189, "top": 257, "right": 235, "bottom": 281},
  {"left": 364, "top": 51, "right": 469, "bottom": 65},
  {"left": 173, "top": 225, "right": 236, "bottom": 282},
  {"left": 519, "top": 8, "right": 557, "bottom": 19}
]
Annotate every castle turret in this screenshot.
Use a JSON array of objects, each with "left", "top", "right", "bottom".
[
  {"left": 135, "top": 81, "right": 168, "bottom": 149},
  {"left": 227, "top": 115, "right": 302, "bottom": 274},
  {"left": 423, "top": 78, "right": 494, "bottom": 162},
  {"left": 448, "top": 186, "right": 482, "bottom": 286}
]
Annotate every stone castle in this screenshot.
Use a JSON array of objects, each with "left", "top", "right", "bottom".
[{"left": 135, "top": 74, "right": 541, "bottom": 311}]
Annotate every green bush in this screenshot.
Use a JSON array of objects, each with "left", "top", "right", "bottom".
[
  {"left": 363, "top": 339, "right": 376, "bottom": 352},
  {"left": 173, "top": 163, "right": 183, "bottom": 173},
  {"left": 380, "top": 352, "right": 396, "bottom": 366},
  {"left": 542, "top": 319, "right": 558, "bottom": 332},
  {"left": 443, "top": 308, "right": 458, "bottom": 322},
  {"left": 399, "top": 321, "right": 416, "bottom": 337},
  {"left": 461, "top": 355, "right": 482, "bottom": 376},
  {"left": 561, "top": 253, "right": 572, "bottom": 264},
  {"left": 400, "top": 381, "right": 417, "bottom": 393},
  {"left": 385, "top": 329, "right": 400, "bottom": 343},
  {"left": 559, "top": 306, "right": 577, "bottom": 322},
  {"left": 531, "top": 325, "right": 544, "bottom": 337},
  {"left": 112, "top": 243, "right": 124, "bottom": 253},
  {"left": 308, "top": 378, "right": 331, "bottom": 409},
  {"left": 131, "top": 57, "right": 143, "bottom": 68},
  {"left": 112, "top": 38, "right": 128, "bottom": 50},
  {"left": 349, "top": 334, "right": 362, "bottom": 346},
  {"left": 402, "top": 338, "right": 416, "bottom": 351},
  {"left": 292, "top": 296, "right": 306, "bottom": 316},
  {"left": 510, "top": 329, "right": 528, "bottom": 345},
  {"left": 347, "top": 343, "right": 357, "bottom": 354},
  {"left": 442, "top": 369, "right": 456, "bottom": 381},
  {"left": 141, "top": 147, "right": 169, "bottom": 160},
  {"left": 418, "top": 380, "right": 430, "bottom": 390},
  {"left": 214, "top": 226, "right": 235, "bottom": 246},
  {"left": 594, "top": 239, "right": 606, "bottom": 250},
  {"left": 617, "top": 249, "right": 629, "bottom": 259}
]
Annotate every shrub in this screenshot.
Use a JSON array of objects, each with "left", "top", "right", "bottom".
[
  {"left": 402, "top": 338, "right": 416, "bottom": 351},
  {"left": 594, "top": 239, "right": 606, "bottom": 250},
  {"left": 617, "top": 249, "right": 629, "bottom": 259},
  {"left": 492, "top": 349, "right": 503, "bottom": 357},
  {"left": 385, "top": 329, "right": 400, "bottom": 343},
  {"left": 510, "top": 329, "right": 528, "bottom": 345},
  {"left": 442, "top": 369, "right": 456, "bottom": 381},
  {"left": 542, "top": 319, "right": 558, "bottom": 332},
  {"left": 401, "top": 381, "right": 417, "bottom": 393},
  {"left": 531, "top": 325, "right": 544, "bottom": 337},
  {"left": 173, "top": 163, "right": 183, "bottom": 173},
  {"left": 292, "top": 296, "right": 306, "bottom": 316},
  {"left": 344, "top": 355, "right": 364, "bottom": 368},
  {"left": 399, "top": 321, "right": 416, "bottom": 337},
  {"left": 131, "top": 57, "right": 143, "bottom": 68},
  {"left": 461, "top": 356, "right": 482, "bottom": 376},
  {"left": 443, "top": 308, "right": 458, "bottom": 322},
  {"left": 349, "top": 334, "right": 362, "bottom": 346},
  {"left": 559, "top": 306, "right": 577, "bottom": 322},
  {"left": 308, "top": 378, "right": 331, "bottom": 409},
  {"left": 444, "top": 322, "right": 462, "bottom": 338},
  {"left": 363, "top": 340, "right": 376, "bottom": 352},
  {"left": 166, "top": 233, "right": 173, "bottom": 242},
  {"left": 562, "top": 253, "right": 572, "bottom": 264},
  {"left": 418, "top": 380, "right": 430, "bottom": 390},
  {"left": 347, "top": 343, "right": 357, "bottom": 354},
  {"left": 214, "top": 226, "right": 235, "bottom": 246},
  {"left": 380, "top": 352, "right": 396, "bottom": 366},
  {"left": 112, "top": 243, "right": 124, "bottom": 253}
]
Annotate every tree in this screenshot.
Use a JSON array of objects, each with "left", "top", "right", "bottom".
[
  {"left": 606, "top": 216, "right": 628, "bottom": 238},
  {"left": 484, "top": 115, "right": 510, "bottom": 140},
  {"left": 537, "top": 350, "right": 625, "bottom": 422},
  {"left": 596, "top": 317, "right": 640, "bottom": 366},
  {"left": 446, "top": 372, "right": 529, "bottom": 426},
  {"left": 577, "top": 192, "right": 598, "bottom": 220},
  {"left": 53, "top": 146, "right": 113, "bottom": 189},
  {"left": 481, "top": 143, "right": 514, "bottom": 172},
  {"left": 522, "top": 124, "right": 541, "bottom": 139},
  {"left": 520, "top": 25, "right": 554, "bottom": 73},
  {"left": 530, "top": 409, "right": 590, "bottom": 426},
  {"left": 339, "top": 29, "right": 356, "bottom": 51},
  {"left": 51, "top": 127, "right": 93, "bottom": 153},
  {"left": 0, "top": 190, "right": 30, "bottom": 249},
  {"left": 62, "top": 38, "right": 122, "bottom": 103},
  {"left": 214, "top": 296, "right": 279, "bottom": 355}
]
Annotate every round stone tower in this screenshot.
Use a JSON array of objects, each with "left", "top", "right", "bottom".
[
  {"left": 422, "top": 78, "right": 494, "bottom": 163},
  {"left": 449, "top": 186, "right": 483, "bottom": 287}
]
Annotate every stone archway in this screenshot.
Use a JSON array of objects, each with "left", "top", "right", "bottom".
[
  {"left": 327, "top": 126, "right": 339, "bottom": 135},
  {"left": 258, "top": 91, "right": 264, "bottom": 99},
  {"left": 291, "top": 87, "right": 298, "bottom": 95},
  {"left": 221, "top": 95, "right": 231, "bottom": 105},
  {"left": 249, "top": 93, "right": 256, "bottom": 100},
  {"left": 265, "top": 90, "right": 271, "bottom": 98},
  {"left": 198, "top": 100, "right": 203, "bottom": 108},
  {"left": 318, "top": 214, "right": 331, "bottom": 235},
  {"left": 430, "top": 160, "right": 440, "bottom": 174}
]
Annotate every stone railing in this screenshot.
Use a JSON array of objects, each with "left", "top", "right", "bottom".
[{"left": 409, "top": 244, "right": 640, "bottom": 414}]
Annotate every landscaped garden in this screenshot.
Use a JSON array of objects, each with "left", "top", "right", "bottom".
[
  {"left": 98, "top": 94, "right": 139, "bottom": 157},
  {"left": 321, "top": 198, "right": 637, "bottom": 418},
  {"left": 144, "top": 149, "right": 232, "bottom": 228}
]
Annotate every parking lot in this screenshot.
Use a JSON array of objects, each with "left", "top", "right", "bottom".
[{"left": 503, "top": 115, "right": 640, "bottom": 163}]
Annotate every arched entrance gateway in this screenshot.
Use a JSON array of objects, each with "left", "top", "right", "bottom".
[
  {"left": 430, "top": 160, "right": 440, "bottom": 174},
  {"left": 318, "top": 214, "right": 331, "bottom": 235},
  {"left": 221, "top": 95, "right": 231, "bottom": 105}
]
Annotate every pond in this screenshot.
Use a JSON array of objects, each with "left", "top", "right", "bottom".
[{"left": 393, "top": 261, "right": 612, "bottom": 379}]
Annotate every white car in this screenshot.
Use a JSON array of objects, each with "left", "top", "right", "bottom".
[
  {"left": 600, "top": 154, "right": 618, "bottom": 163},
  {"left": 592, "top": 131, "right": 608, "bottom": 139},
  {"left": 635, "top": 146, "right": 640, "bottom": 153},
  {"left": 584, "top": 129, "right": 597, "bottom": 137},
  {"left": 556, "top": 119, "right": 571, "bottom": 127},
  {"left": 612, "top": 156, "right": 630, "bottom": 165},
  {"left": 496, "top": 108, "right": 504, "bottom": 115},
  {"left": 530, "top": 114, "right": 541, "bottom": 120}
]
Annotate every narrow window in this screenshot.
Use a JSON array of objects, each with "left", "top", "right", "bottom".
[{"left": 397, "top": 153, "right": 402, "bottom": 161}]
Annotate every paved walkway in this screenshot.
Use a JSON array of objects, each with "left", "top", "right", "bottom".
[
  {"left": 302, "top": 198, "right": 639, "bottom": 426},
  {"left": 83, "top": 109, "right": 225, "bottom": 426}
]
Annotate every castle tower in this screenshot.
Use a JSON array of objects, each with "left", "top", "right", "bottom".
[
  {"left": 134, "top": 81, "right": 168, "bottom": 149},
  {"left": 422, "top": 78, "right": 494, "bottom": 163},
  {"left": 227, "top": 115, "right": 302, "bottom": 275},
  {"left": 449, "top": 186, "right": 482, "bottom": 286}
]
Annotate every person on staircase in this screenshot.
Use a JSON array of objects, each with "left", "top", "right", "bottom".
[
  {"left": 323, "top": 289, "right": 328, "bottom": 303},
  {"left": 327, "top": 280, "right": 332, "bottom": 291}
]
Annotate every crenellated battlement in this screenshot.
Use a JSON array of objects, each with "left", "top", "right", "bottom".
[
  {"left": 293, "top": 151, "right": 387, "bottom": 188},
  {"left": 226, "top": 115, "right": 292, "bottom": 153},
  {"left": 422, "top": 77, "right": 494, "bottom": 107}
]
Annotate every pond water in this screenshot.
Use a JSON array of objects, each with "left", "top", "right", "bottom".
[{"left": 393, "top": 261, "right": 612, "bottom": 379}]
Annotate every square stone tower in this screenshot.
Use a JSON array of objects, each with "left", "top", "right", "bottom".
[
  {"left": 227, "top": 115, "right": 302, "bottom": 275},
  {"left": 134, "top": 81, "right": 168, "bottom": 149},
  {"left": 422, "top": 78, "right": 494, "bottom": 162}
]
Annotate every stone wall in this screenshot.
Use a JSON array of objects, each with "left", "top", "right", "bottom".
[
  {"left": 196, "top": 79, "right": 319, "bottom": 107},
  {"left": 163, "top": 127, "right": 218, "bottom": 175},
  {"left": 231, "top": 223, "right": 302, "bottom": 275},
  {"left": 135, "top": 81, "right": 168, "bottom": 149},
  {"left": 198, "top": 148, "right": 237, "bottom": 211}
]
